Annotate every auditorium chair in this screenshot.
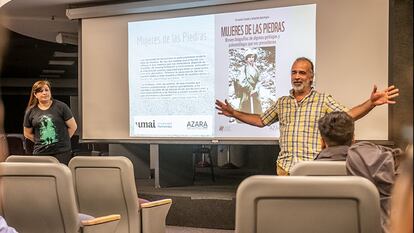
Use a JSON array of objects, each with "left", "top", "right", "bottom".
[
  {"left": 69, "top": 156, "right": 172, "bottom": 233},
  {"left": 0, "top": 162, "right": 121, "bottom": 233},
  {"left": 235, "top": 175, "right": 381, "bottom": 233},
  {"left": 290, "top": 161, "right": 347, "bottom": 176},
  {"left": 5, "top": 134, "right": 26, "bottom": 155},
  {"left": 6, "top": 155, "right": 59, "bottom": 163}
]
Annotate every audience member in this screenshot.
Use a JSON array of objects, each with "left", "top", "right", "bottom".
[
  {"left": 315, "top": 111, "right": 354, "bottom": 161},
  {"left": 0, "top": 100, "right": 8, "bottom": 162},
  {"left": 0, "top": 22, "right": 19, "bottom": 233},
  {"left": 0, "top": 216, "right": 17, "bottom": 233},
  {"left": 0, "top": 22, "right": 9, "bottom": 162},
  {"left": 390, "top": 144, "right": 413, "bottom": 233},
  {"left": 346, "top": 141, "right": 402, "bottom": 233}
]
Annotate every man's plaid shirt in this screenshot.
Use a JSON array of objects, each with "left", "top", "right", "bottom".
[{"left": 260, "top": 89, "right": 348, "bottom": 173}]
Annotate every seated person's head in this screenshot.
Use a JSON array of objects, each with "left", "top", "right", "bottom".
[{"left": 318, "top": 111, "right": 354, "bottom": 148}]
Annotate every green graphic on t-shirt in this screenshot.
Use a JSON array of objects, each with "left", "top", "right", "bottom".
[{"left": 39, "top": 115, "right": 58, "bottom": 145}]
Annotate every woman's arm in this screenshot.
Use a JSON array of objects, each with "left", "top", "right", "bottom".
[
  {"left": 23, "top": 127, "right": 35, "bottom": 142},
  {"left": 65, "top": 117, "right": 77, "bottom": 138}
]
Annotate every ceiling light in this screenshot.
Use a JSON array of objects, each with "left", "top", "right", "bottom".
[
  {"left": 56, "top": 32, "right": 78, "bottom": 45},
  {"left": 48, "top": 60, "right": 75, "bottom": 65}
]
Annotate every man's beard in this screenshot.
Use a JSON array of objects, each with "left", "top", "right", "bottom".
[
  {"left": 292, "top": 80, "right": 311, "bottom": 92},
  {"left": 293, "top": 83, "right": 305, "bottom": 92}
]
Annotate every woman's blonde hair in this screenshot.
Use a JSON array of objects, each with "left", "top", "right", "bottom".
[{"left": 26, "top": 80, "right": 52, "bottom": 110}]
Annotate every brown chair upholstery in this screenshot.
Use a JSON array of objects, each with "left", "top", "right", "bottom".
[
  {"left": 6, "top": 155, "right": 60, "bottom": 163},
  {"left": 69, "top": 156, "right": 172, "bottom": 233},
  {"left": 0, "top": 162, "right": 121, "bottom": 233},
  {"left": 290, "top": 161, "right": 347, "bottom": 176},
  {"left": 235, "top": 175, "right": 381, "bottom": 233},
  {"left": 5, "top": 134, "right": 26, "bottom": 155}
]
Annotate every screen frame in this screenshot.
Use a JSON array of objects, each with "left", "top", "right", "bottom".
[{"left": 74, "top": 0, "right": 389, "bottom": 145}]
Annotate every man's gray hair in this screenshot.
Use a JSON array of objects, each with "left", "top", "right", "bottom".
[{"left": 294, "top": 57, "right": 314, "bottom": 77}]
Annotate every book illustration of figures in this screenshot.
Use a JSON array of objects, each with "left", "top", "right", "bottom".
[{"left": 228, "top": 47, "right": 276, "bottom": 123}]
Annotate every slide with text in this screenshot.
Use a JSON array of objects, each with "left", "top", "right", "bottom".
[{"left": 128, "top": 4, "right": 316, "bottom": 138}]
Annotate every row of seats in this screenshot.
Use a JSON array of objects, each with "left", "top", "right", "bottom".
[
  {"left": 4, "top": 134, "right": 33, "bottom": 155},
  {"left": 235, "top": 161, "right": 381, "bottom": 233},
  {"left": 0, "top": 155, "right": 172, "bottom": 233},
  {"left": 1, "top": 156, "right": 380, "bottom": 233}
]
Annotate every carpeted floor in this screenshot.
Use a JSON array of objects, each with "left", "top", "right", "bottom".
[{"left": 137, "top": 167, "right": 271, "bottom": 230}]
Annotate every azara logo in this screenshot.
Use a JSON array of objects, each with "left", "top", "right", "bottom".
[
  {"left": 136, "top": 120, "right": 156, "bottom": 128},
  {"left": 187, "top": 121, "right": 208, "bottom": 129}
]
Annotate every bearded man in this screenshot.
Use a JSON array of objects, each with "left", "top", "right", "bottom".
[{"left": 216, "top": 57, "right": 399, "bottom": 175}]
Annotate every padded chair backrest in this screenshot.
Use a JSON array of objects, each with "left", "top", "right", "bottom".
[
  {"left": 290, "top": 161, "right": 347, "bottom": 176},
  {"left": 6, "top": 155, "right": 60, "bottom": 163},
  {"left": 5, "top": 134, "right": 26, "bottom": 155},
  {"left": 235, "top": 175, "right": 381, "bottom": 233},
  {"left": 69, "top": 156, "right": 140, "bottom": 233},
  {"left": 0, "top": 162, "right": 80, "bottom": 233}
]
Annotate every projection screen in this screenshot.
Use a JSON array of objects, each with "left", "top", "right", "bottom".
[{"left": 73, "top": 0, "right": 389, "bottom": 144}]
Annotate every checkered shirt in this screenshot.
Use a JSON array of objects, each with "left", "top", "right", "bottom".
[{"left": 260, "top": 89, "right": 348, "bottom": 173}]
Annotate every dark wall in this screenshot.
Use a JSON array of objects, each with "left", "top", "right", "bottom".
[
  {"left": 2, "top": 94, "right": 71, "bottom": 134},
  {"left": 389, "top": 0, "right": 413, "bottom": 149},
  {"left": 2, "top": 95, "right": 27, "bottom": 134}
]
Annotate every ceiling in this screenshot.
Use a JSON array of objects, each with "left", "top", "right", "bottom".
[
  {"left": 0, "top": 0, "right": 145, "bottom": 95},
  {"left": 0, "top": 0, "right": 243, "bottom": 95}
]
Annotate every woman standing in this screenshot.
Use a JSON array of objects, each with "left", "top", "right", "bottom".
[{"left": 23, "top": 80, "right": 77, "bottom": 164}]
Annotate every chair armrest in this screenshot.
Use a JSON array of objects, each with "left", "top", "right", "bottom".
[
  {"left": 141, "top": 199, "right": 172, "bottom": 233},
  {"left": 140, "top": 198, "right": 172, "bottom": 208},
  {"left": 81, "top": 214, "right": 121, "bottom": 233},
  {"left": 82, "top": 214, "right": 120, "bottom": 226}
]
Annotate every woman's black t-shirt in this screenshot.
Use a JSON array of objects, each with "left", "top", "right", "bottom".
[{"left": 23, "top": 100, "right": 73, "bottom": 154}]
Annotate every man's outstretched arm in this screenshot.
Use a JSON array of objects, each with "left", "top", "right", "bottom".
[
  {"left": 215, "top": 99, "right": 265, "bottom": 127},
  {"left": 347, "top": 85, "right": 399, "bottom": 120}
]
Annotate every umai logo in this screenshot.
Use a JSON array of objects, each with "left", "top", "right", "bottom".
[
  {"left": 187, "top": 121, "right": 208, "bottom": 129},
  {"left": 135, "top": 120, "right": 156, "bottom": 128}
]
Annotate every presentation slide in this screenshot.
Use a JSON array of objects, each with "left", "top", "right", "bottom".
[{"left": 128, "top": 4, "right": 316, "bottom": 138}]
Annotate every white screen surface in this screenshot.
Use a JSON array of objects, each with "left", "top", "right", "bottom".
[
  {"left": 128, "top": 5, "right": 316, "bottom": 139},
  {"left": 80, "top": 0, "right": 389, "bottom": 143}
]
